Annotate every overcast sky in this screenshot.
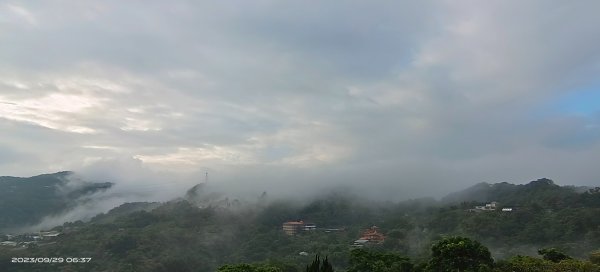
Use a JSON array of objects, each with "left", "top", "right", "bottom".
[{"left": 1, "top": 1, "right": 599, "bottom": 198}]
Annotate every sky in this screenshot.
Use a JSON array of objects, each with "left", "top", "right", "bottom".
[{"left": 1, "top": 0, "right": 600, "bottom": 199}]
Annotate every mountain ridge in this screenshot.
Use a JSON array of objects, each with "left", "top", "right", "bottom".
[
  {"left": 0, "top": 171, "right": 113, "bottom": 230},
  {"left": 442, "top": 178, "right": 598, "bottom": 208}
]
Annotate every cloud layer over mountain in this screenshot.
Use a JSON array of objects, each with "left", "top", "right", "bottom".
[{"left": 1, "top": 1, "right": 600, "bottom": 198}]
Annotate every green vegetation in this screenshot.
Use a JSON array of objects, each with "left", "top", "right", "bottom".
[
  {"left": 217, "top": 263, "right": 282, "bottom": 272},
  {"left": 1, "top": 178, "right": 600, "bottom": 271},
  {"left": 430, "top": 179, "right": 600, "bottom": 258},
  {"left": 347, "top": 249, "right": 412, "bottom": 272},
  {"left": 590, "top": 250, "right": 600, "bottom": 265},
  {"left": 494, "top": 255, "right": 599, "bottom": 272},
  {"left": 306, "top": 255, "right": 334, "bottom": 272},
  {"left": 426, "top": 236, "right": 493, "bottom": 271},
  {"left": 538, "top": 248, "right": 572, "bottom": 263}
]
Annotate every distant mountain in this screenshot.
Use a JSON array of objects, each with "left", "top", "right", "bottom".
[
  {"left": 441, "top": 182, "right": 493, "bottom": 203},
  {"left": 442, "top": 178, "right": 599, "bottom": 208},
  {"left": 0, "top": 171, "right": 113, "bottom": 230}
]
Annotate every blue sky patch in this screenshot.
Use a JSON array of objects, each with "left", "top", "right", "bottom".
[{"left": 554, "top": 88, "right": 600, "bottom": 116}]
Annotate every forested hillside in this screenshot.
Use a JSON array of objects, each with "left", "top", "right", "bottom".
[
  {"left": 1, "top": 178, "right": 599, "bottom": 271},
  {"left": 0, "top": 172, "right": 113, "bottom": 230},
  {"left": 442, "top": 178, "right": 599, "bottom": 208}
]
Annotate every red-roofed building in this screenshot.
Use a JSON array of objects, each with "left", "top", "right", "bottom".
[
  {"left": 358, "top": 226, "right": 386, "bottom": 244},
  {"left": 282, "top": 220, "right": 317, "bottom": 235},
  {"left": 283, "top": 221, "right": 305, "bottom": 236}
]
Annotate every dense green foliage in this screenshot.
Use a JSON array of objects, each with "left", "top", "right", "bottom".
[
  {"left": 217, "top": 263, "right": 282, "bottom": 272},
  {"left": 537, "top": 248, "right": 571, "bottom": 263},
  {"left": 426, "top": 236, "right": 493, "bottom": 272},
  {"left": 494, "top": 255, "right": 600, "bottom": 272},
  {"left": 0, "top": 172, "right": 112, "bottom": 230},
  {"left": 430, "top": 179, "right": 600, "bottom": 259},
  {"left": 305, "top": 255, "right": 334, "bottom": 272},
  {"left": 347, "top": 249, "right": 412, "bottom": 272}
]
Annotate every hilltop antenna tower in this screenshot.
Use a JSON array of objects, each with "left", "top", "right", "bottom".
[{"left": 205, "top": 171, "right": 208, "bottom": 184}]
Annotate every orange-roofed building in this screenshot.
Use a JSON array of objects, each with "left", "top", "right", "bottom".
[
  {"left": 282, "top": 221, "right": 305, "bottom": 236},
  {"left": 359, "top": 226, "right": 386, "bottom": 244}
]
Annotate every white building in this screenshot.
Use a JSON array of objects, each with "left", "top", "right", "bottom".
[
  {"left": 351, "top": 239, "right": 369, "bottom": 248},
  {"left": 474, "top": 202, "right": 498, "bottom": 211},
  {"left": 303, "top": 223, "right": 317, "bottom": 231},
  {"left": 0, "top": 241, "right": 17, "bottom": 247}
]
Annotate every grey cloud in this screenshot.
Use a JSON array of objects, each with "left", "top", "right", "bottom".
[
  {"left": 0, "top": 144, "right": 30, "bottom": 165},
  {"left": 0, "top": 1, "right": 599, "bottom": 202}
]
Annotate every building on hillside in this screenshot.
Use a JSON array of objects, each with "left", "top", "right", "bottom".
[
  {"left": 283, "top": 221, "right": 304, "bottom": 235},
  {"left": 303, "top": 223, "right": 317, "bottom": 231},
  {"left": 351, "top": 239, "right": 369, "bottom": 248},
  {"left": 0, "top": 241, "right": 17, "bottom": 247},
  {"left": 360, "top": 226, "right": 386, "bottom": 243},
  {"left": 282, "top": 221, "right": 317, "bottom": 235},
  {"left": 40, "top": 231, "right": 61, "bottom": 238},
  {"left": 501, "top": 208, "right": 513, "bottom": 212},
  {"left": 471, "top": 201, "right": 498, "bottom": 212},
  {"left": 352, "top": 226, "right": 386, "bottom": 247},
  {"left": 324, "top": 228, "right": 345, "bottom": 233}
]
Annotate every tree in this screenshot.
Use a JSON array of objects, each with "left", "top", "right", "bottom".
[
  {"left": 495, "top": 255, "right": 553, "bottom": 272},
  {"left": 306, "top": 255, "right": 334, "bottom": 272},
  {"left": 496, "top": 255, "right": 600, "bottom": 272},
  {"left": 538, "top": 248, "right": 571, "bottom": 263},
  {"left": 347, "top": 248, "right": 413, "bottom": 272},
  {"left": 105, "top": 234, "right": 138, "bottom": 256},
  {"left": 427, "top": 236, "right": 493, "bottom": 272},
  {"left": 217, "top": 263, "right": 282, "bottom": 272},
  {"left": 591, "top": 250, "right": 600, "bottom": 265}
]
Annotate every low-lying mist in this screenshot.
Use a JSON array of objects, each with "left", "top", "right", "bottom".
[{"left": 15, "top": 154, "right": 594, "bottom": 236}]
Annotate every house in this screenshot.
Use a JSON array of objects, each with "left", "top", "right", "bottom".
[
  {"left": 352, "top": 239, "right": 369, "bottom": 248},
  {"left": 40, "top": 231, "right": 61, "bottom": 238},
  {"left": 303, "top": 223, "right": 317, "bottom": 231},
  {"left": 324, "top": 228, "right": 345, "bottom": 233},
  {"left": 501, "top": 208, "right": 513, "bottom": 212},
  {"left": 282, "top": 221, "right": 317, "bottom": 235},
  {"left": 472, "top": 201, "right": 498, "bottom": 211},
  {"left": 21, "top": 241, "right": 36, "bottom": 247}
]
